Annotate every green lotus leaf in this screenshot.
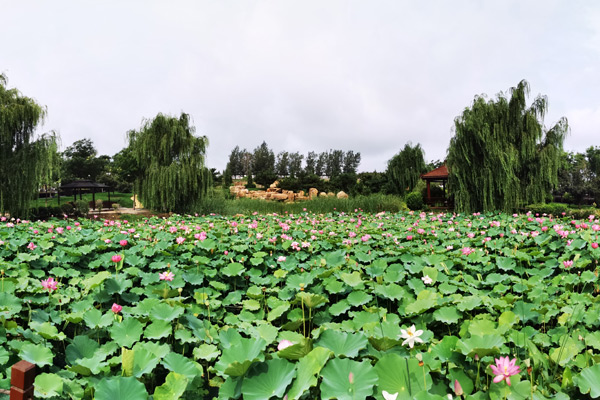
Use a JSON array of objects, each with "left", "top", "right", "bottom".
[
  {"left": 286, "top": 347, "right": 332, "bottom": 399},
  {"left": 110, "top": 318, "right": 144, "bottom": 348},
  {"left": 576, "top": 364, "right": 600, "bottom": 398},
  {"left": 267, "top": 303, "right": 290, "bottom": 321},
  {"left": 162, "top": 352, "right": 203, "bottom": 379},
  {"left": 193, "top": 344, "right": 220, "bottom": 362},
  {"left": 150, "top": 303, "right": 184, "bottom": 322},
  {"left": 456, "top": 334, "right": 505, "bottom": 358},
  {"left": 154, "top": 372, "right": 189, "bottom": 400},
  {"left": 30, "top": 321, "right": 67, "bottom": 340},
  {"left": 278, "top": 337, "right": 313, "bottom": 360},
  {"left": 325, "top": 250, "right": 346, "bottom": 267},
  {"left": 296, "top": 292, "right": 328, "bottom": 309},
  {"left": 321, "top": 358, "right": 377, "bottom": 400},
  {"left": 83, "top": 308, "right": 114, "bottom": 329},
  {"left": 95, "top": 376, "right": 148, "bottom": 400},
  {"left": 405, "top": 290, "right": 438, "bottom": 314},
  {"left": 341, "top": 271, "right": 363, "bottom": 287},
  {"left": 19, "top": 343, "right": 53, "bottom": 367},
  {"left": 316, "top": 330, "right": 368, "bottom": 358},
  {"left": 432, "top": 306, "right": 462, "bottom": 324},
  {"left": 215, "top": 337, "right": 266, "bottom": 377},
  {"left": 80, "top": 270, "right": 111, "bottom": 293},
  {"left": 222, "top": 262, "right": 245, "bottom": 277},
  {"left": 329, "top": 300, "right": 351, "bottom": 316},
  {"left": 241, "top": 359, "right": 296, "bottom": 400},
  {"left": 347, "top": 290, "right": 373, "bottom": 307},
  {"left": 66, "top": 335, "right": 99, "bottom": 364},
  {"left": 0, "top": 292, "right": 22, "bottom": 317},
  {"left": 34, "top": 373, "right": 63, "bottom": 398},
  {"left": 144, "top": 319, "right": 172, "bottom": 339},
  {"left": 375, "top": 353, "right": 432, "bottom": 400},
  {"left": 122, "top": 347, "right": 134, "bottom": 377}
]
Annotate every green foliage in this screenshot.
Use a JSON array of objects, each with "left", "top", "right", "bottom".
[
  {"left": 128, "top": 112, "right": 211, "bottom": 213},
  {"left": 406, "top": 192, "right": 424, "bottom": 210},
  {"left": 387, "top": 143, "right": 427, "bottom": 194},
  {"left": 524, "top": 202, "right": 568, "bottom": 216},
  {"left": 61, "top": 138, "right": 108, "bottom": 182},
  {"left": 245, "top": 173, "right": 256, "bottom": 189},
  {"left": 0, "top": 74, "right": 59, "bottom": 218},
  {"left": 447, "top": 80, "right": 568, "bottom": 212}
]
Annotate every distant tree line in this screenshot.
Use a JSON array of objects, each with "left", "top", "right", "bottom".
[{"left": 225, "top": 142, "right": 361, "bottom": 185}]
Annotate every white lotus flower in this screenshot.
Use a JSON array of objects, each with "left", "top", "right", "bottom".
[
  {"left": 400, "top": 324, "right": 424, "bottom": 348},
  {"left": 382, "top": 391, "right": 399, "bottom": 400},
  {"left": 421, "top": 275, "right": 433, "bottom": 284}
]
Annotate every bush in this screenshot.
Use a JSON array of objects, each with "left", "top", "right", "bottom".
[
  {"left": 74, "top": 200, "right": 89, "bottom": 217},
  {"left": 60, "top": 203, "right": 75, "bottom": 216},
  {"left": 525, "top": 203, "right": 568, "bottom": 216},
  {"left": 406, "top": 192, "right": 424, "bottom": 210}
]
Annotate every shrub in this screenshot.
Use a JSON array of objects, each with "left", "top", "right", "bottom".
[
  {"left": 95, "top": 199, "right": 104, "bottom": 211},
  {"left": 525, "top": 203, "right": 568, "bottom": 216},
  {"left": 60, "top": 203, "right": 75, "bottom": 216},
  {"left": 74, "top": 200, "right": 89, "bottom": 217},
  {"left": 406, "top": 192, "right": 424, "bottom": 210}
]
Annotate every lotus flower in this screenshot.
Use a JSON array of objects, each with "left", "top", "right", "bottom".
[
  {"left": 277, "top": 340, "right": 293, "bottom": 351},
  {"left": 490, "top": 356, "right": 520, "bottom": 386},
  {"left": 421, "top": 275, "right": 433, "bottom": 284},
  {"left": 111, "top": 303, "right": 122, "bottom": 313},
  {"left": 111, "top": 254, "right": 123, "bottom": 263},
  {"left": 41, "top": 277, "right": 58, "bottom": 292},
  {"left": 159, "top": 271, "right": 174, "bottom": 281},
  {"left": 400, "top": 324, "right": 424, "bottom": 348},
  {"left": 382, "top": 391, "right": 399, "bottom": 400}
]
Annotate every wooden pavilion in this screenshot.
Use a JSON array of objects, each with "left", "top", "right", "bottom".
[
  {"left": 58, "top": 180, "right": 112, "bottom": 210},
  {"left": 420, "top": 164, "right": 451, "bottom": 207}
]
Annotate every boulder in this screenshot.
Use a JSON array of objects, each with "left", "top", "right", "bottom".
[
  {"left": 327, "top": 192, "right": 335, "bottom": 197},
  {"left": 309, "top": 188, "right": 318, "bottom": 199},
  {"left": 270, "top": 180, "right": 279, "bottom": 188},
  {"left": 336, "top": 191, "right": 348, "bottom": 199},
  {"left": 319, "top": 192, "right": 327, "bottom": 198}
]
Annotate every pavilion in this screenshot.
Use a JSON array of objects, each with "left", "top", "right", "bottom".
[
  {"left": 58, "top": 180, "right": 112, "bottom": 210},
  {"left": 420, "top": 164, "right": 451, "bottom": 207}
]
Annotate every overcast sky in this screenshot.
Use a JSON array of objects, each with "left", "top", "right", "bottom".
[{"left": 2, "top": 1, "right": 599, "bottom": 172}]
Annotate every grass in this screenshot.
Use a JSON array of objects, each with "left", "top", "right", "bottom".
[
  {"left": 196, "top": 192, "right": 407, "bottom": 215},
  {"left": 33, "top": 192, "right": 134, "bottom": 208}
]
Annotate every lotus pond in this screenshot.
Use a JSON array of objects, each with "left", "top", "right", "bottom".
[{"left": 1, "top": 210, "right": 600, "bottom": 399}]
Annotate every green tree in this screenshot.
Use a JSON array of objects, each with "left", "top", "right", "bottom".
[
  {"left": 288, "top": 151, "right": 304, "bottom": 178},
  {"left": 305, "top": 151, "right": 317, "bottom": 175},
  {"left": 62, "top": 138, "right": 107, "bottom": 181},
  {"left": 447, "top": 80, "right": 568, "bottom": 212},
  {"left": 343, "top": 150, "right": 361, "bottom": 174},
  {"left": 252, "top": 141, "right": 277, "bottom": 186},
  {"left": 0, "top": 74, "right": 59, "bottom": 217},
  {"left": 276, "top": 151, "right": 290, "bottom": 177},
  {"left": 386, "top": 143, "right": 427, "bottom": 194},
  {"left": 127, "top": 112, "right": 211, "bottom": 213},
  {"left": 109, "top": 146, "right": 139, "bottom": 192}
]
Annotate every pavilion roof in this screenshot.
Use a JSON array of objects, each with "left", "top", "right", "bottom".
[
  {"left": 59, "top": 180, "right": 110, "bottom": 189},
  {"left": 421, "top": 164, "right": 448, "bottom": 180}
]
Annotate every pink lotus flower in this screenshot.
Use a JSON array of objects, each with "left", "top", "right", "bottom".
[
  {"left": 592, "top": 243, "right": 599, "bottom": 249},
  {"left": 454, "top": 379, "right": 464, "bottom": 396},
  {"left": 111, "top": 303, "right": 122, "bottom": 313},
  {"left": 176, "top": 236, "right": 185, "bottom": 244},
  {"left": 27, "top": 242, "right": 37, "bottom": 250},
  {"left": 111, "top": 254, "right": 123, "bottom": 263},
  {"left": 278, "top": 256, "right": 286, "bottom": 262},
  {"left": 277, "top": 339, "right": 293, "bottom": 351},
  {"left": 159, "top": 271, "right": 174, "bottom": 281},
  {"left": 563, "top": 260, "right": 573, "bottom": 268},
  {"left": 119, "top": 240, "right": 128, "bottom": 246},
  {"left": 461, "top": 247, "right": 474, "bottom": 256},
  {"left": 490, "top": 356, "right": 520, "bottom": 386},
  {"left": 41, "top": 277, "right": 58, "bottom": 292}
]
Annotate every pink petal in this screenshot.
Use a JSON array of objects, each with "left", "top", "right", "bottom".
[
  {"left": 506, "top": 376, "right": 511, "bottom": 386},
  {"left": 493, "top": 375, "right": 504, "bottom": 383}
]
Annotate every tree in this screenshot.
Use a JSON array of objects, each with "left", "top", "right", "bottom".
[
  {"left": 343, "top": 150, "right": 361, "bottom": 174},
  {"left": 447, "top": 80, "right": 568, "bottom": 212},
  {"left": 305, "top": 151, "right": 317, "bottom": 175},
  {"left": 62, "top": 138, "right": 109, "bottom": 182},
  {"left": 227, "top": 146, "right": 244, "bottom": 178},
  {"left": 276, "top": 151, "right": 290, "bottom": 177},
  {"left": 127, "top": 112, "right": 211, "bottom": 213},
  {"left": 110, "top": 146, "right": 139, "bottom": 192},
  {"left": 315, "top": 152, "right": 328, "bottom": 177},
  {"left": 0, "top": 74, "right": 59, "bottom": 217},
  {"left": 327, "top": 150, "right": 344, "bottom": 178},
  {"left": 288, "top": 152, "right": 304, "bottom": 178},
  {"left": 252, "top": 141, "right": 277, "bottom": 186},
  {"left": 386, "top": 143, "right": 427, "bottom": 194}
]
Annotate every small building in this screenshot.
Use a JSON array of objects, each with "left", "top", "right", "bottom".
[
  {"left": 58, "top": 180, "right": 112, "bottom": 210},
  {"left": 420, "top": 164, "right": 451, "bottom": 208}
]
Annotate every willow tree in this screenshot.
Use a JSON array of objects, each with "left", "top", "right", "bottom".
[
  {"left": 386, "top": 143, "right": 427, "bottom": 194},
  {"left": 0, "top": 74, "right": 59, "bottom": 218},
  {"left": 127, "top": 113, "right": 211, "bottom": 213},
  {"left": 446, "top": 80, "right": 568, "bottom": 213}
]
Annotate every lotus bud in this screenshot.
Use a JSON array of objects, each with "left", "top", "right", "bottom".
[{"left": 454, "top": 379, "right": 463, "bottom": 396}]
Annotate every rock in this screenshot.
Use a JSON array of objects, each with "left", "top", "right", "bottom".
[
  {"left": 327, "top": 192, "right": 335, "bottom": 197},
  {"left": 309, "top": 188, "right": 318, "bottom": 199},
  {"left": 319, "top": 192, "right": 327, "bottom": 198},
  {"left": 336, "top": 191, "right": 348, "bottom": 199},
  {"left": 270, "top": 180, "right": 279, "bottom": 188}
]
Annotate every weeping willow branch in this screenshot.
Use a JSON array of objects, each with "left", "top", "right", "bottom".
[
  {"left": 0, "top": 74, "right": 58, "bottom": 218},
  {"left": 127, "top": 112, "right": 211, "bottom": 213},
  {"left": 386, "top": 142, "right": 427, "bottom": 194},
  {"left": 446, "top": 80, "right": 568, "bottom": 213}
]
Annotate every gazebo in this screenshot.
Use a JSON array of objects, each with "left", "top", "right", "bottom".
[
  {"left": 58, "top": 180, "right": 112, "bottom": 210},
  {"left": 420, "top": 164, "right": 450, "bottom": 207}
]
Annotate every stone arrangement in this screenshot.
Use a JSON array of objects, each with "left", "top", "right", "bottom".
[{"left": 229, "top": 181, "right": 348, "bottom": 202}]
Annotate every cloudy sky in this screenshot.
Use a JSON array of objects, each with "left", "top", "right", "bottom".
[{"left": 2, "top": 1, "right": 599, "bottom": 172}]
